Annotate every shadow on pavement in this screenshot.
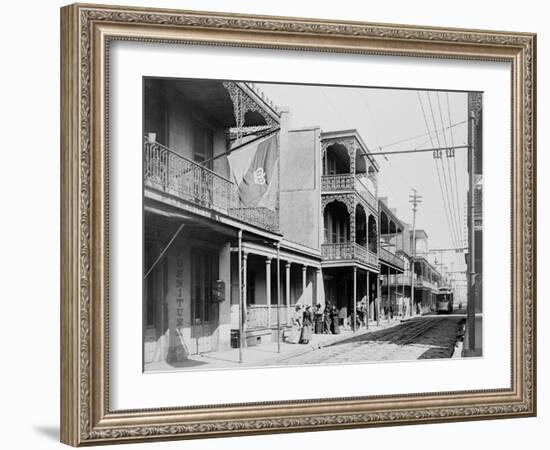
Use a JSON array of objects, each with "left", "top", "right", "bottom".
[{"left": 327, "top": 316, "right": 465, "bottom": 351}]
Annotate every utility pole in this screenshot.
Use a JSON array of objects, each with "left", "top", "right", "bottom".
[
  {"left": 409, "top": 189, "right": 422, "bottom": 316},
  {"left": 467, "top": 107, "right": 477, "bottom": 354}
]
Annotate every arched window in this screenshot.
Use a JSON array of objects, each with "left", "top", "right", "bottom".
[
  {"left": 323, "top": 201, "right": 350, "bottom": 244},
  {"left": 368, "top": 215, "right": 377, "bottom": 253},
  {"left": 355, "top": 204, "right": 367, "bottom": 246},
  {"left": 323, "top": 143, "right": 351, "bottom": 175}
]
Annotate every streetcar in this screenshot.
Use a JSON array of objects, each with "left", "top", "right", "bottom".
[{"left": 436, "top": 287, "right": 454, "bottom": 314}]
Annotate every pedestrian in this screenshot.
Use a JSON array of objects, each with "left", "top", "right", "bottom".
[
  {"left": 300, "top": 306, "right": 313, "bottom": 344},
  {"left": 330, "top": 305, "right": 340, "bottom": 334},
  {"left": 287, "top": 305, "right": 302, "bottom": 344},
  {"left": 362, "top": 301, "right": 369, "bottom": 327},
  {"left": 313, "top": 303, "right": 324, "bottom": 334},
  {"left": 356, "top": 301, "right": 364, "bottom": 328},
  {"left": 324, "top": 302, "right": 332, "bottom": 334}
]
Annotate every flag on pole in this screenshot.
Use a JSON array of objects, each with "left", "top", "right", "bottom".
[{"left": 227, "top": 133, "right": 279, "bottom": 211}]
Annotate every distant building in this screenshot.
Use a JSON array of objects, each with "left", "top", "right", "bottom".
[
  {"left": 378, "top": 199, "right": 406, "bottom": 318},
  {"left": 411, "top": 229, "right": 442, "bottom": 314}
]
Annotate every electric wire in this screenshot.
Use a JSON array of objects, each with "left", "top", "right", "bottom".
[
  {"left": 437, "top": 92, "right": 462, "bottom": 246},
  {"left": 446, "top": 92, "right": 464, "bottom": 247},
  {"left": 427, "top": 92, "right": 460, "bottom": 248},
  {"left": 417, "top": 92, "right": 458, "bottom": 249}
]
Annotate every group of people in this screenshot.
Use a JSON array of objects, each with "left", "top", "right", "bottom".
[
  {"left": 287, "top": 303, "right": 341, "bottom": 345},
  {"left": 288, "top": 299, "right": 414, "bottom": 344}
]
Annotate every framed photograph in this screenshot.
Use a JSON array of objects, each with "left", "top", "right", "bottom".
[{"left": 60, "top": 3, "right": 536, "bottom": 446}]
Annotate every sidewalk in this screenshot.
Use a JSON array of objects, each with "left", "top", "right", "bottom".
[{"left": 145, "top": 317, "right": 406, "bottom": 372}]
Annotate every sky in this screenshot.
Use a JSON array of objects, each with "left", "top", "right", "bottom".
[{"left": 256, "top": 82, "right": 471, "bottom": 290}]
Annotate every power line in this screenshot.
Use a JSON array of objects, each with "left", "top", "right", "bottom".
[
  {"left": 437, "top": 92, "right": 462, "bottom": 247},
  {"left": 367, "top": 144, "right": 468, "bottom": 156},
  {"left": 446, "top": 92, "right": 464, "bottom": 247},
  {"left": 419, "top": 92, "right": 458, "bottom": 248},
  {"left": 428, "top": 92, "right": 458, "bottom": 248},
  {"left": 432, "top": 92, "right": 457, "bottom": 245},
  {"left": 417, "top": 91, "right": 456, "bottom": 248},
  {"left": 376, "top": 120, "right": 467, "bottom": 150}
]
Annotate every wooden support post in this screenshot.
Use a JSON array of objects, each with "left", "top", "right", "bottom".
[
  {"left": 353, "top": 266, "right": 357, "bottom": 333},
  {"left": 285, "top": 262, "right": 291, "bottom": 315},
  {"left": 266, "top": 257, "right": 272, "bottom": 329}
]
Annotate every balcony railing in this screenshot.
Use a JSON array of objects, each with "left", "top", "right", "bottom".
[
  {"left": 144, "top": 140, "right": 278, "bottom": 232},
  {"left": 389, "top": 274, "right": 412, "bottom": 285},
  {"left": 322, "top": 173, "right": 354, "bottom": 191},
  {"left": 379, "top": 247, "right": 405, "bottom": 270},
  {"left": 246, "top": 305, "right": 290, "bottom": 329},
  {"left": 321, "top": 174, "right": 377, "bottom": 211},
  {"left": 321, "top": 242, "right": 378, "bottom": 267},
  {"left": 382, "top": 273, "right": 438, "bottom": 291},
  {"left": 414, "top": 278, "right": 438, "bottom": 291},
  {"left": 355, "top": 176, "right": 378, "bottom": 211}
]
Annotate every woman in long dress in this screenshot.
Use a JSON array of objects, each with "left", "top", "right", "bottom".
[
  {"left": 313, "top": 303, "right": 324, "bottom": 334},
  {"left": 287, "top": 305, "right": 302, "bottom": 344},
  {"left": 300, "top": 306, "right": 313, "bottom": 344},
  {"left": 324, "top": 302, "right": 332, "bottom": 334},
  {"left": 330, "top": 305, "right": 340, "bottom": 334}
]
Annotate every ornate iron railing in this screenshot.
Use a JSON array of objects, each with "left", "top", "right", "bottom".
[
  {"left": 387, "top": 274, "right": 412, "bottom": 286},
  {"left": 383, "top": 274, "right": 437, "bottom": 291},
  {"left": 321, "top": 174, "right": 377, "bottom": 211},
  {"left": 353, "top": 243, "right": 379, "bottom": 266},
  {"left": 144, "top": 139, "right": 278, "bottom": 232},
  {"left": 246, "top": 305, "right": 290, "bottom": 329},
  {"left": 355, "top": 176, "right": 378, "bottom": 211},
  {"left": 379, "top": 247, "right": 405, "bottom": 270},
  {"left": 414, "top": 279, "right": 438, "bottom": 291},
  {"left": 321, "top": 242, "right": 378, "bottom": 267},
  {"left": 321, "top": 173, "right": 354, "bottom": 191}
]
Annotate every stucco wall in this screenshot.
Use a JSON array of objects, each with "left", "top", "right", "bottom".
[
  {"left": 144, "top": 233, "right": 233, "bottom": 365},
  {"left": 279, "top": 123, "right": 322, "bottom": 251}
]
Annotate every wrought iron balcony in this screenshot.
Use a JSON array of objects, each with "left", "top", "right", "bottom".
[
  {"left": 382, "top": 273, "right": 438, "bottom": 291},
  {"left": 321, "top": 174, "right": 377, "bottom": 211},
  {"left": 414, "top": 278, "right": 438, "bottom": 291},
  {"left": 321, "top": 242, "right": 378, "bottom": 267},
  {"left": 379, "top": 247, "right": 405, "bottom": 271},
  {"left": 144, "top": 140, "right": 278, "bottom": 232}
]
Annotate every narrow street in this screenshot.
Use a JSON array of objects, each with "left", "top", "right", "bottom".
[{"left": 274, "top": 313, "right": 466, "bottom": 366}]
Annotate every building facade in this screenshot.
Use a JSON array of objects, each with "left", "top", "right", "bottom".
[
  {"left": 319, "top": 130, "right": 380, "bottom": 326},
  {"left": 143, "top": 79, "right": 287, "bottom": 365}
]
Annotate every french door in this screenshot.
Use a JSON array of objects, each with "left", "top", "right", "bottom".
[{"left": 191, "top": 248, "right": 219, "bottom": 354}]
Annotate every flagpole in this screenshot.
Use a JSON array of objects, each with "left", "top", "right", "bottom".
[{"left": 201, "top": 127, "right": 280, "bottom": 166}]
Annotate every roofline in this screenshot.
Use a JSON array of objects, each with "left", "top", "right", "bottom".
[{"left": 321, "top": 129, "right": 380, "bottom": 171}]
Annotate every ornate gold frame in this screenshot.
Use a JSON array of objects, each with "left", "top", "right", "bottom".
[{"left": 60, "top": 3, "right": 536, "bottom": 446}]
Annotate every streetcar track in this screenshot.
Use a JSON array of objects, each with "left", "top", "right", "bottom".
[{"left": 278, "top": 316, "right": 462, "bottom": 364}]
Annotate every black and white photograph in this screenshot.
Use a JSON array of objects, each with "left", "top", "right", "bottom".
[{"left": 142, "top": 78, "right": 483, "bottom": 372}]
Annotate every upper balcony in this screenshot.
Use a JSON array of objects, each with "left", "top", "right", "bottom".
[
  {"left": 321, "top": 197, "right": 379, "bottom": 271},
  {"left": 321, "top": 130, "right": 379, "bottom": 213},
  {"left": 321, "top": 242, "right": 378, "bottom": 269},
  {"left": 412, "top": 257, "right": 441, "bottom": 291},
  {"left": 379, "top": 246, "right": 405, "bottom": 271},
  {"left": 383, "top": 273, "right": 437, "bottom": 291},
  {"left": 144, "top": 139, "right": 278, "bottom": 232},
  {"left": 321, "top": 174, "right": 377, "bottom": 212}
]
